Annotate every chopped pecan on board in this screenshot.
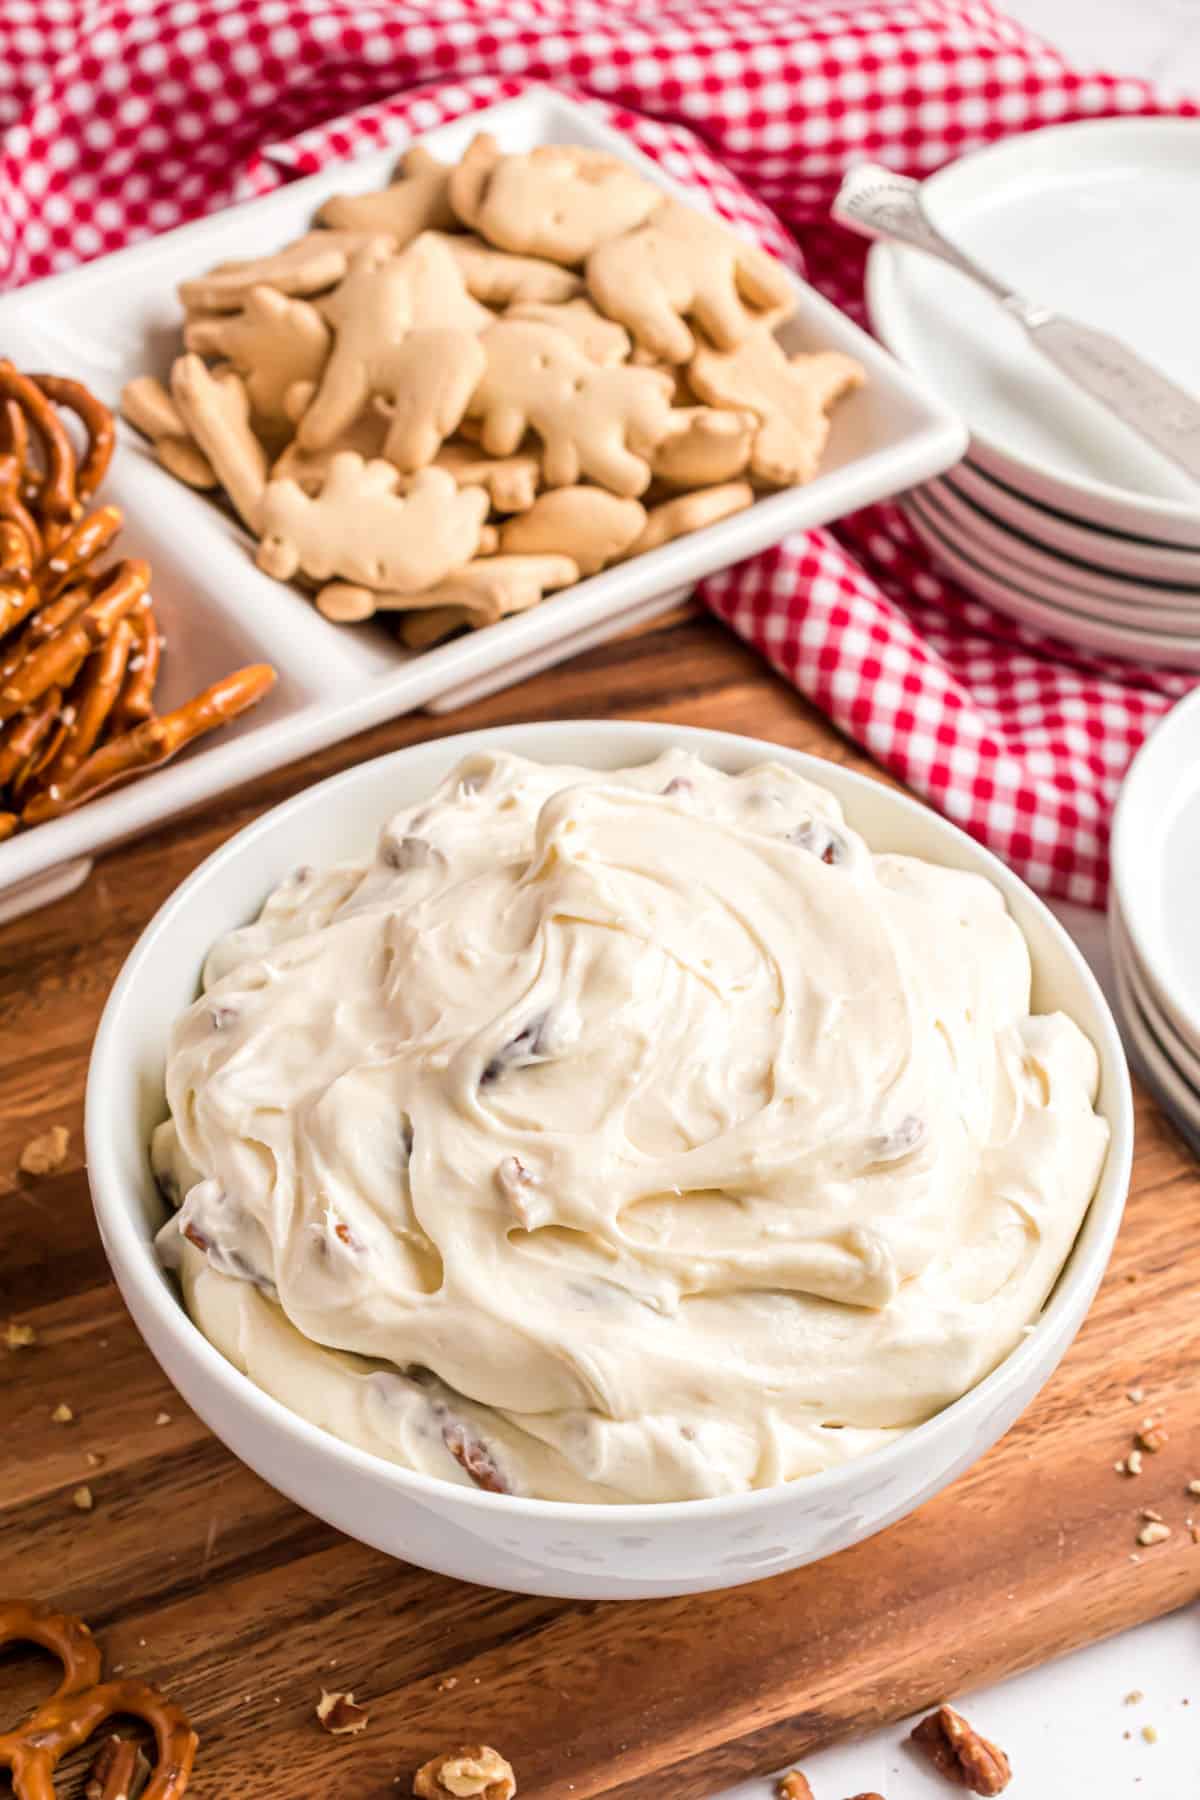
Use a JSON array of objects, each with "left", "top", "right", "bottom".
[
  {"left": 910, "top": 1704, "right": 1011, "bottom": 1794},
  {"left": 413, "top": 1744, "right": 516, "bottom": 1799},
  {"left": 315, "top": 1689, "right": 370, "bottom": 1735}
]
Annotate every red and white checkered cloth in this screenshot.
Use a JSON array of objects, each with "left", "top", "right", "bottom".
[{"left": 1, "top": 0, "right": 1193, "bottom": 906}]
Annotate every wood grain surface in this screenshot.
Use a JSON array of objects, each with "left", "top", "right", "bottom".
[{"left": 2, "top": 605, "right": 1199, "bottom": 1799}]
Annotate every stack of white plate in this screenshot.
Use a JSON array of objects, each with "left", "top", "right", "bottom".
[
  {"left": 866, "top": 117, "right": 1200, "bottom": 668},
  {"left": 1109, "top": 686, "right": 1200, "bottom": 1151}
]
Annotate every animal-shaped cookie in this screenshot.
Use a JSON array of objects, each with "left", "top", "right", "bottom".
[
  {"left": 450, "top": 133, "right": 659, "bottom": 265},
  {"left": 427, "top": 233, "right": 582, "bottom": 305},
  {"left": 498, "top": 488, "right": 645, "bottom": 574},
  {"left": 317, "top": 145, "right": 457, "bottom": 242},
  {"left": 120, "top": 375, "right": 216, "bottom": 488},
  {"left": 373, "top": 328, "right": 487, "bottom": 471},
  {"left": 299, "top": 239, "right": 486, "bottom": 452},
  {"left": 505, "top": 298, "right": 631, "bottom": 365},
  {"left": 433, "top": 440, "right": 541, "bottom": 513},
  {"left": 395, "top": 554, "right": 581, "bottom": 646},
  {"left": 270, "top": 407, "right": 390, "bottom": 494},
  {"left": 622, "top": 481, "right": 755, "bottom": 557},
  {"left": 688, "top": 338, "right": 864, "bottom": 485},
  {"left": 178, "top": 231, "right": 393, "bottom": 312},
  {"left": 169, "top": 355, "right": 267, "bottom": 532},
  {"left": 257, "top": 456, "right": 488, "bottom": 589},
  {"left": 650, "top": 406, "right": 758, "bottom": 487},
  {"left": 586, "top": 199, "right": 794, "bottom": 363},
  {"left": 465, "top": 319, "right": 675, "bottom": 496},
  {"left": 183, "top": 286, "right": 331, "bottom": 440}
]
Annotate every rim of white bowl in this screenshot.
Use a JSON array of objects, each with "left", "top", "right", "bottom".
[{"left": 86, "top": 719, "right": 1133, "bottom": 1522}]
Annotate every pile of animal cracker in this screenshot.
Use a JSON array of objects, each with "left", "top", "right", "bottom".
[{"left": 121, "top": 133, "right": 864, "bottom": 648}]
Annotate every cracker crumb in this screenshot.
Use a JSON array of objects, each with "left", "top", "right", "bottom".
[
  {"left": 1138, "top": 1521, "right": 1171, "bottom": 1546},
  {"left": 86, "top": 1450, "right": 104, "bottom": 1468},
  {"left": 435, "top": 1676, "right": 459, "bottom": 1693},
  {"left": 155, "top": 1411, "right": 172, "bottom": 1426},
  {"left": 72, "top": 1485, "right": 94, "bottom": 1511},
  {"left": 1142, "top": 1725, "right": 1158, "bottom": 1744},
  {"left": 1125, "top": 1690, "right": 1145, "bottom": 1705},
  {"left": 1127, "top": 1387, "right": 1145, "bottom": 1404},
  {"left": 1137, "top": 1427, "right": 1168, "bottom": 1453},
  {"left": 51, "top": 1402, "right": 74, "bottom": 1424},
  {"left": 19, "top": 1124, "right": 69, "bottom": 1175},
  {"left": 4, "top": 1320, "right": 37, "bottom": 1350},
  {"left": 1126, "top": 1448, "right": 1144, "bottom": 1476},
  {"left": 1141, "top": 1508, "right": 1164, "bottom": 1523},
  {"left": 1186, "top": 1481, "right": 1200, "bottom": 1496}
]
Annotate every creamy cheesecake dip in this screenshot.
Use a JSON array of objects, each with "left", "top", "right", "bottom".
[{"left": 153, "top": 748, "right": 1109, "bottom": 1504}]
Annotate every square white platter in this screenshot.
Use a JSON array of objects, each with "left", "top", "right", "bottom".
[{"left": 0, "top": 87, "right": 967, "bottom": 921}]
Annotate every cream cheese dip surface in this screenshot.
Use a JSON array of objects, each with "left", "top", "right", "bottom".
[{"left": 153, "top": 748, "right": 1109, "bottom": 1504}]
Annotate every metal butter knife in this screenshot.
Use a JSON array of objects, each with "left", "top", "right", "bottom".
[{"left": 833, "top": 162, "right": 1200, "bottom": 484}]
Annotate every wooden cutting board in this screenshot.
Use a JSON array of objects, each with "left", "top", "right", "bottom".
[{"left": 3, "top": 607, "right": 1199, "bottom": 1800}]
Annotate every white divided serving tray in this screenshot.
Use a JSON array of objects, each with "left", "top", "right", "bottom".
[{"left": 0, "top": 87, "right": 966, "bottom": 917}]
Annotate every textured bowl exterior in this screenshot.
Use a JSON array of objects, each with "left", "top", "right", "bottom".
[{"left": 86, "top": 721, "right": 1133, "bottom": 1598}]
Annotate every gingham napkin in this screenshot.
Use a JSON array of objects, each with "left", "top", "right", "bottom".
[{"left": 2, "top": 0, "right": 1192, "bottom": 906}]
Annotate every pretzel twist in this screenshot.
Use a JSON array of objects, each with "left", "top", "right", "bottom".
[
  {"left": 23, "top": 663, "right": 276, "bottom": 825},
  {"left": 0, "top": 364, "right": 77, "bottom": 522},
  {"left": 0, "top": 453, "right": 43, "bottom": 562},
  {"left": 0, "top": 520, "right": 34, "bottom": 587},
  {"left": 31, "top": 374, "right": 116, "bottom": 506},
  {"left": 0, "top": 810, "right": 16, "bottom": 841},
  {"left": 0, "top": 1600, "right": 103, "bottom": 1700},
  {"left": 0, "top": 1679, "right": 197, "bottom": 1800},
  {"left": 0, "top": 396, "right": 31, "bottom": 476},
  {"left": 0, "top": 559, "right": 149, "bottom": 721}
]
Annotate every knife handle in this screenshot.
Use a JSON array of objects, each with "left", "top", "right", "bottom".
[{"left": 1023, "top": 315, "right": 1200, "bottom": 482}]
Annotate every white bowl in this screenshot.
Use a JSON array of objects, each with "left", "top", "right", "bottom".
[{"left": 85, "top": 721, "right": 1133, "bottom": 1599}]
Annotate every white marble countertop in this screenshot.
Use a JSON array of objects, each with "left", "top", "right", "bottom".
[{"left": 712, "top": 5, "right": 1200, "bottom": 1795}]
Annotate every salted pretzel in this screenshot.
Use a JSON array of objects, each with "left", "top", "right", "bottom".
[
  {"left": 31, "top": 373, "right": 116, "bottom": 507},
  {"left": 0, "top": 452, "right": 43, "bottom": 562},
  {"left": 0, "top": 1600, "right": 197, "bottom": 1800},
  {"left": 0, "top": 364, "right": 77, "bottom": 524},
  {"left": 38, "top": 504, "right": 123, "bottom": 602},
  {"left": 23, "top": 662, "right": 276, "bottom": 825},
  {"left": 108, "top": 599, "right": 160, "bottom": 734},
  {"left": 0, "top": 559, "right": 150, "bottom": 722},
  {"left": 0, "top": 365, "right": 276, "bottom": 836}
]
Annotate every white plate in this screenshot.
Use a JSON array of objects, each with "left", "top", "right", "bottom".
[
  {"left": 919, "top": 476, "right": 1200, "bottom": 614},
  {"left": 1112, "top": 905, "right": 1200, "bottom": 1098},
  {"left": 899, "top": 495, "right": 1200, "bottom": 669},
  {"left": 0, "top": 87, "right": 966, "bottom": 919},
  {"left": 1110, "top": 684, "right": 1200, "bottom": 1053},
  {"left": 946, "top": 459, "right": 1200, "bottom": 587},
  {"left": 1109, "top": 908, "right": 1200, "bottom": 1156},
  {"left": 868, "top": 118, "right": 1200, "bottom": 547},
  {"left": 909, "top": 487, "right": 1200, "bottom": 627}
]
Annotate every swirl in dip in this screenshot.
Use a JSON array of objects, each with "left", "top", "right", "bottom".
[{"left": 153, "top": 749, "right": 1109, "bottom": 1504}]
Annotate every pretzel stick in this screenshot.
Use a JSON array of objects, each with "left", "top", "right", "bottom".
[
  {"left": 0, "top": 1676, "right": 197, "bottom": 1800},
  {"left": 0, "top": 810, "right": 15, "bottom": 841},
  {"left": 32, "top": 372, "right": 116, "bottom": 505},
  {"left": 0, "top": 582, "right": 94, "bottom": 685},
  {"left": 0, "top": 688, "right": 62, "bottom": 788},
  {"left": 38, "top": 620, "right": 134, "bottom": 788},
  {"left": 0, "top": 558, "right": 148, "bottom": 720},
  {"left": 13, "top": 707, "right": 72, "bottom": 799},
  {"left": 0, "top": 362, "right": 77, "bottom": 521},
  {"left": 108, "top": 601, "right": 161, "bottom": 735},
  {"left": 37, "top": 503, "right": 123, "bottom": 601},
  {"left": 0, "top": 452, "right": 42, "bottom": 561},
  {"left": 23, "top": 663, "right": 276, "bottom": 824}
]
